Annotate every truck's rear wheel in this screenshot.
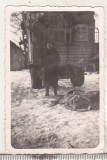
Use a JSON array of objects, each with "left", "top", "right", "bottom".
[
  {"left": 30, "top": 65, "right": 42, "bottom": 89},
  {"left": 70, "top": 67, "right": 84, "bottom": 86}
]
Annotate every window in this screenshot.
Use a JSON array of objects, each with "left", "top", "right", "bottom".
[{"left": 72, "top": 24, "right": 88, "bottom": 42}]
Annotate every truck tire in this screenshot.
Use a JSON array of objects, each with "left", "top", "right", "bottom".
[
  {"left": 70, "top": 67, "right": 84, "bottom": 86},
  {"left": 30, "top": 65, "right": 42, "bottom": 89}
]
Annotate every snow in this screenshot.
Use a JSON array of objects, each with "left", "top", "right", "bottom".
[{"left": 11, "top": 69, "right": 99, "bottom": 149}]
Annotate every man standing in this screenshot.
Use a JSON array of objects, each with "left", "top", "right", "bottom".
[{"left": 43, "top": 42, "right": 59, "bottom": 96}]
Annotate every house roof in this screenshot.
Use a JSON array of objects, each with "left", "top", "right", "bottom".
[
  {"left": 10, "top": 39, "right": 20, "bottom": 47},
  {"left": 10, "top": 40, "right": 23, "bottom": 53}
]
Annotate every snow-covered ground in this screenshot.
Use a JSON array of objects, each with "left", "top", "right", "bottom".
[{"left": 11, "top": 69, "right": 99, "bottom": 149}]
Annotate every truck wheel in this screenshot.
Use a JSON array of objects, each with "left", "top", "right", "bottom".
[
  {"left": 70, "top": 67, "right": 84, "bottom": 86},
  {"left": 30, "top": 65, "right": 42, "bottom": 89}
]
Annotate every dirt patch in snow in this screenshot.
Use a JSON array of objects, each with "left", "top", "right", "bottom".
[{"left": 11, "top": 70, "right": 99, "bottom": 149}]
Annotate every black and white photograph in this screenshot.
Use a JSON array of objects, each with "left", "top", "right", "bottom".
[{"left": 6, "top": 7, "right": 104, "bottom": 154}]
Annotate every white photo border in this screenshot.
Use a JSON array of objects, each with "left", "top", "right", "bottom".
[{"left": 6, "top": 6, "right": 104, "bottom": 154}]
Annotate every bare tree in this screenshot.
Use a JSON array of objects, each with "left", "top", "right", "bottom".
[{"left": 10, "top": 12, "right": 23, "bottom": 46}]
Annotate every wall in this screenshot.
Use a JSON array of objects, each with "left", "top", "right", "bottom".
[{"left": 10, "top": 42, "right": 25, "bottom": 71}]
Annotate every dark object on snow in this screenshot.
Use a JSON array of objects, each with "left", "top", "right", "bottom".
[
  {"left": 67, "top": 94, "right": 91, "bottom": 111},
  {"left": 50, "top": 89, "right": 99, "bottom": 111},
  {"left": 84, "top": 91, "right": 99, "bottom": 110}
]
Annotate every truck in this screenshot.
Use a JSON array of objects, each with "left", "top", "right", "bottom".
[{"left": 20, "top": 11, "right": 99, "bottom": 89}]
